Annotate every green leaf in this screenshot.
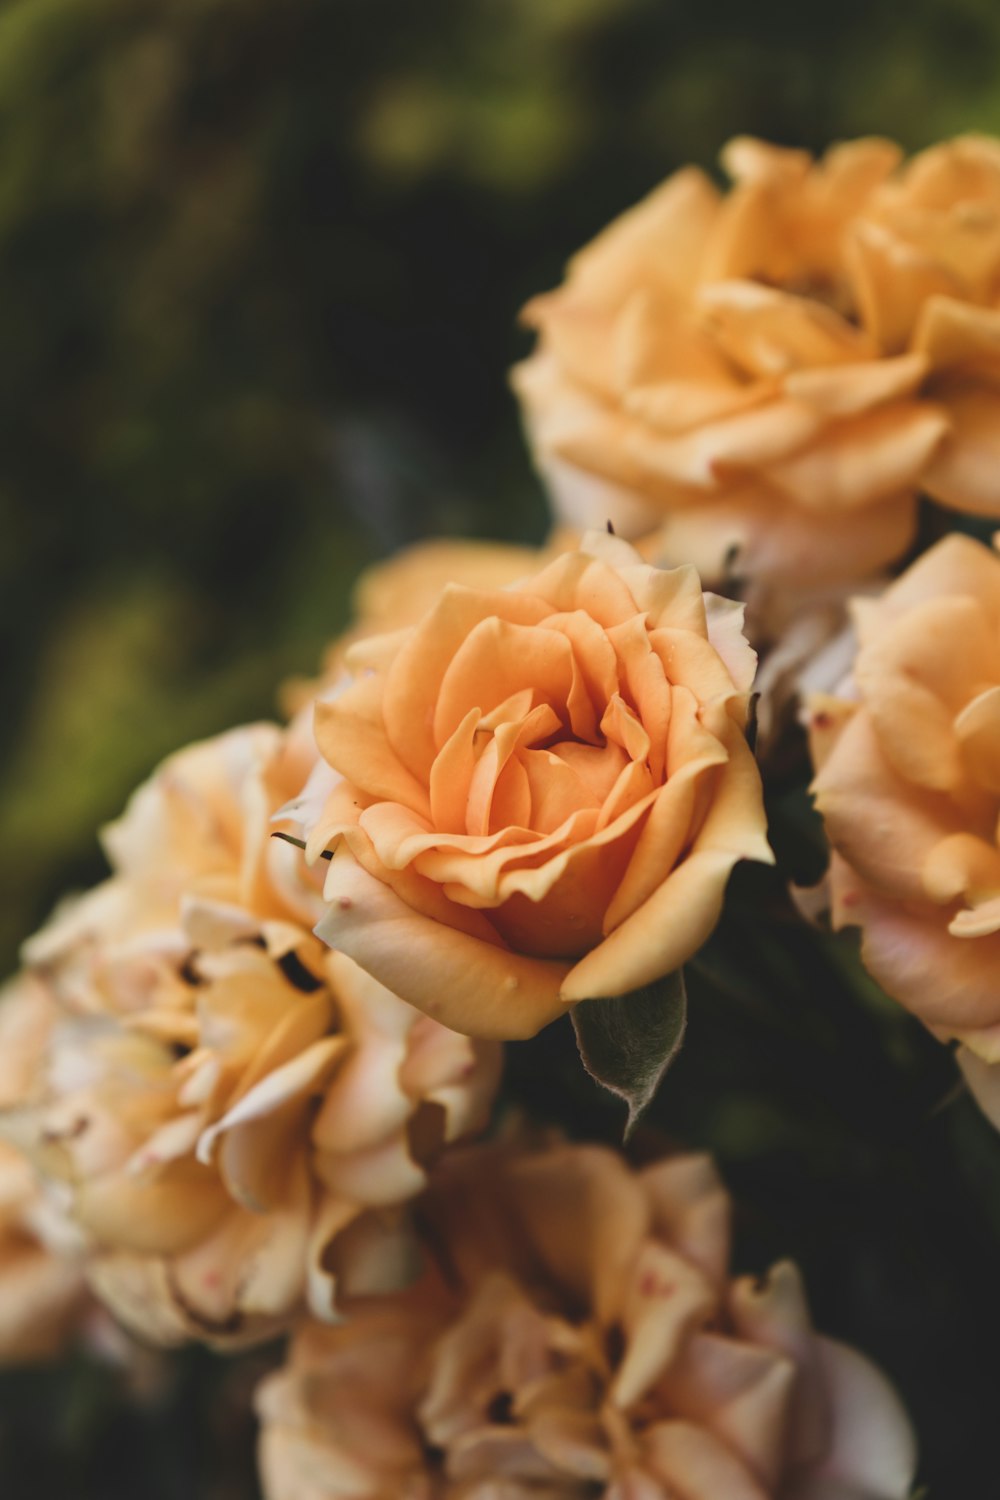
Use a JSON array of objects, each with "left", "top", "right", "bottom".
[{"left": 571, "top": 970, "right": 687, "bottom": 1141}]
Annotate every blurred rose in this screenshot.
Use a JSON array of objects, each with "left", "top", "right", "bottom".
[
  {"left": 291, "top": 532, "right": 771, "bottom": 1040},
  {"left": 0, "top": 975, "right": 88, "bottom": 1363},
  {"left": 515, "top": 134, "right": 1000, "bottom": 596},
  {"left": 809, "top": 534, "right": 1000, "bottom": 1099},
  {"left": 17, "top": 720, "right": 501, "bottom": 1347},
  {"left": 256, "top": 1141, "right": 917, "bottom": 1500}
]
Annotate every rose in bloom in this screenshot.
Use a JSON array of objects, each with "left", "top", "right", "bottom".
[
  {"left": 18, "top": 720, "right": 500, "bottom": 1346},
  {"left": 808, "top": 533, "right": 1000, "bottom": 1109},
  {"left": 514, "top": 133, "right": 1000, "bottom": 596},
  {"left": 294, "top": 532, "right": 771, "bottom": 1040},
  {"left": 255, "top": 1142, "right": 916, "bottom": 1500},
  {"left": 0, "top": 975, "right": 88, "bottom": 1363}
]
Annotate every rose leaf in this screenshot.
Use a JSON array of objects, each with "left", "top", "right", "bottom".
[{"left": 571, "top": 970, "right": 687, "bottom": 1141}]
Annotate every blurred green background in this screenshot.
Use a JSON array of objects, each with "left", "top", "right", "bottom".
[{"left": 4, "top": 0, "right": 1000, "bottom": 1493}]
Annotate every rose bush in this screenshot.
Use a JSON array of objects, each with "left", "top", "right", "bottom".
[
  {"left": 515, "top": 133, "right": 1000, "bottom": 597},
  {"left": 15, "top": 719, "right": 500, "bottom": 1346},
  {"left": 291, "top": 531, "right": 771, "bottom": 1041},
  {"left": 808, "top": 533, "right": 1000, "bottom": 1109},
  {"left": 256, "top": 1141, "right": 917, "bottom": 1500}
]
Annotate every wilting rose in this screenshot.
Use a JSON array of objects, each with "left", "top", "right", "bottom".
[
  {"left": 18, "top": 720, "right": 501, "bottom": 1346},
  {"left": 808, "top": 534, "right": 1000, "bottom": 1097},
  {"left": 256, "top": 1142, "right": 917, "bottom": 1500},
  {"left": 515, "top": 133, "right": 1000, "bottom": 596},
  {"left": 292, "top": 532, "right": 771, "bottom": 1041},
  {"left": 0, "top": 975, "right": 88, "bottom": 1362}
]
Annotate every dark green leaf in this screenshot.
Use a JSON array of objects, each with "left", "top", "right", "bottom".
[{"left": 571, "top": 970, "right": 687, "bottom": 1141}]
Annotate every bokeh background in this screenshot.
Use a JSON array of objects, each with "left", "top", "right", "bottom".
[{"left": 4, "top": 0, "right": 1000, "bottom": 1493}]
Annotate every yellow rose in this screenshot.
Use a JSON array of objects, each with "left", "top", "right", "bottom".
[
  {"left": 515, "top": 135, "right": 1000, "bottom": 595},
  {"left": 292, "top": 532, "right": 771, "bottom": 1041},
  {"left": 19, "top": 719, "right": 501, "bottom": 1346},
  {"left": 0, "top": 975, "right": 88, "bottom": 1363},
  {"left": 256, "top": 1142, "right": 917, "bottom": 1500},
  {"left": 809, "top": 533, "right": 1000, "bottom": 1082}
]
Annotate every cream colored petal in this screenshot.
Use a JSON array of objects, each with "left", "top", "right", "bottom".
[
  {"left": 659, "top": 1330, "right": 795, "bottom": 1489},
  {"left": 315, "top": 1131, "right": 427, "bottom": 1207},
  {"left": 762, "top": 402, "right": 947, "bottom": 511},
  {"left": 533, "top": 447, "right": 664, "bottom": 541},
  {"left": 949, "top": 895, "right": 1000, "bottom": 938},
  {"left": 697, "top": 280, "right": 872, "bottom": 378},
  {"left": 87, "top": 1254, "right": 198, "bottom": 1349},
  {"left": 74, "top": 1165, "right": 229, "bottom": 1257},
  {"left": 504, "top": 1145, "right": 651, "bottom": 1327},
  {"left": 923, "top": 387, "right": 1000, "bottom": 515},
  {"left": 730, "top": 1261, "right": 829, "bottom": 1469},
  {"left": 640, "top": 1154, "right": 731, "bottom": 1288},
  {"left": 624, "top": 371, "right": 774, "bottom": 438},
  {"left": 703, "top": 593, "right": 757, "bottom": 696},
  {"left": 845, "top": 219, "right": 961, "bottom": 353},
  {"left": 314, "top": 850, "right": 568, "bottom": 1040},
  {"left": 611, "top": 1241, "right": 717, "bottom": 1407},
  {"left": 311, "top": 1030, "right": 413, "bottom": 1157},
  {"left": 656, "top": 487, "right": 916, "bottom": 592},
  {"left": 812, "top": 710, "right": 968, "bottom": 901},
  {"left": 642, "top": 1420, "right": 770, "bottom": 1500},
  {"left": 557, "top": 165, "right": 722, "bottom": 309},
  {"left": 861, "top": 531, "right": 1000, "bottom": 627},
  {"left": 627, "top": 396, "right": 823, "bottom": 489},
  {"left": 914, "top": 294, "right": 1000, "bottom": 381},
  {"left": 956, "top": 1045, "right": 1000, "bottom": 1131},
  {"left": 921, "top": 832, "right": 1000, "bottom": 906},
  {"left": 786, "top": 1337, "right": 916, "bottom": 1500},
  {"left": 955, "top": 685, "right": 1000, "bottom": 793},
  {"left": 853, "top": 890, "right": 1000, "bottom": 1029},
  {"left": 783, "top": 353, "right": 928, "bottom": 418},
  {"left": 171, "top": 1167, "right": 311, "bottom": 1327}
]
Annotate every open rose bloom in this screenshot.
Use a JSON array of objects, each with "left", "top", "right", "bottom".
[
  {"left": 256, "top": 1142, "right": 916, "bottom": 1500},
  {"left": 292, "top": 532, "right": 771, "bottom": 1040},
  {"left": 515, "top": 134, "right": 1000, "bottom": 598},
  {"left": 0, "top": 974, "right": 88, "bottom": 1363},
  {"left": 14, "top": 721, "right": 500, "bottom": 1346},
  {"left": 808, "top": 533, "right": 1000, "bottom": 1124}
]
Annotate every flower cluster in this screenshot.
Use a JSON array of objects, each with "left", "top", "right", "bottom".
[
  {"left": 12, "top": 718, "right": 500, "bottom": 1346},
  {"left": 20, "top": 126, "right": 1000, "bottom": 1498}
]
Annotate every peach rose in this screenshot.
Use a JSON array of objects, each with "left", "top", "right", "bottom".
[
  {"left": 18, "top": 719, "right": 501, "bottom": 1346},
  {"left": 0, "top": 974, "right": 88, "bottom": 1363},
  {"left": 808, "top": 533, "right": 1000, "bottom": 1088},
  {"left": 291, "top": 532, "right": 771, "bottom": 1041},
  {"left": 255, "top": 1142, "right": 917, "bottom": 1500},
  {"left": 515, "top": 134, "right": 1000, "bottom": 597}
]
